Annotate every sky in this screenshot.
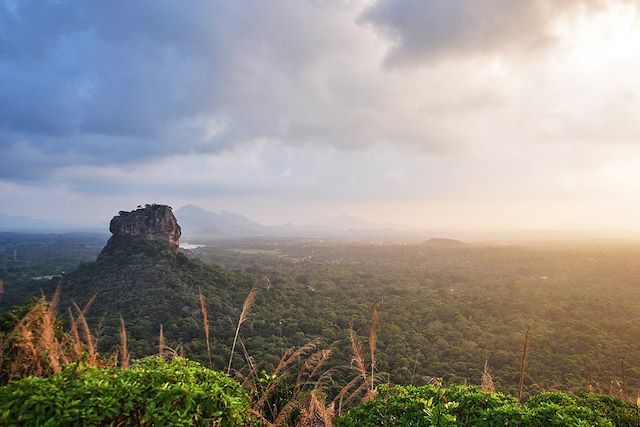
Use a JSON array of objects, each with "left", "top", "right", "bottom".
[{"left": 1, "top": 0, "right": 640, "bottom": 233}]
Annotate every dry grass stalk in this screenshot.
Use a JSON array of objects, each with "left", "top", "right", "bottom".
[
  {"left": 295, "top": 349, "right": 326, "bottom": 390},
  {"left": 7, "top": 297, "right": 62, "bottom": 379},
  {"left": 337, "top": 310, "right": 390, "bottom": 415},
  {"left": 363, "top": 388, "right": 378, "bottom": 403},
  {"left": 304, "top": 349, "right": 333, "bottom": 389},
  {"left": 270, "top": 351, "right": 336, "bottom": 427},
  {"left": 518, "top": 326, "right": 531, "bottom": 403},
  {"left": 16, "top": 321, "right": 41, "bottom": 376},
  {"left": 224, "top": 315, "right": 261, "bottom": 395},
  {"left": 235, "top": 334, "right": 278, "bottom": 425},
  {"left": 198, "top": 290, "right": 213, "bottom": 367},
  {"left": 347, "top": 328, "right": 367, "bottom": 385},
  {"left": 158, "top": 324, "right": 165, "bottom": 358},
  {"left": 344, "top": 380, "right": 371, "bottom": 408},
  {"left": 273, "top": 398, "right": 301, "bottom": 427},
  {"left": 67, "top": 307, "right": 83, "bottom": 358},
  {"left": 72, "top": 302, "right": 97, "bottom": 365},
  {"left": 238, "top": 335, "right": 259, "bottom": 382},
  {"left": 334, "top": 376, "right": 362, "bottom": 416},
  {"left": 369, "top": 299, "right": 382, "bottom": 391},
  {"left": 40, "top": 287, "right": 62, "bottom": 373},
  {"left": 481, "top": 359, "right": 496, "bottom": 393},
  {"left": 621, "top": 360, "right": 626, "bottom": 400},
  {"left": 609, "top": 380, "right": 624, "bottom": 399},
  {"left": 119, "top": 316, "right": 129, "bottom": 369},
  {"left": 325, "top": 401, "right": 336, "bottom": 425},
  {"left": 254, "top": 339, "right": 321, "bottom": 414},
  {"left": 40, "top": 314, "right": 61, "bottom": 374},
  {"left": 1, "top": 292, "right": 116, "bottom": 381},
  {"left": 275, "top": 339, "right": 320, "bottom": 377},
  {"left": 298, "top": 391, "right": 334, "bottom": 427},
  {"left": 228, "top": 283, "right": 260, "bottom": 374},
  {"left": 314, "top": 367, "right": 338, "bottom": 394},
  {"left": 81, "top": 293, "right": 98, "bottom": 316}
]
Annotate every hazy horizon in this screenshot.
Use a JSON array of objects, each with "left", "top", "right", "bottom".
[
  {"left": 5, "top": 203, "right": 640, "bottom": 243},
  {"left": 2, "top": 1, "right": 640, "bottom": 234}
]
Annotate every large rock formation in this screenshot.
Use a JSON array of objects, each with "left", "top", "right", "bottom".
[{"left": 105, "top": 204, "right": 181, "bottom": 253}]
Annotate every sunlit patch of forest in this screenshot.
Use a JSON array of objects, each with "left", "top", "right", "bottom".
[{"left": 188, "top": 238, "right": 640, "bottom": 397}]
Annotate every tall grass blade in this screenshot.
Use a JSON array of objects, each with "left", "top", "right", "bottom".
[
  {"left": 227, "top": 283, "right": 259, "bottom": 374},
  {"left": 481, "top": 358, "right": 496, "bottom": 392},
  {"left": 158, "top": 324, "right": 165, "bottom": 358},
  {"left": 67, "top": 307, "right": 82, "bottom": 357},
  {"left": 369, "top": 299, "right": 382, "bottom": 391},
  {"left": 199, "top": 290, "right": 212, "bottom": 367},
  {"left": 72, "top": 302, "right": 97, "bottom": 366},
  {"left": 119, "top": 316, "right": 129, "bottom": 369},
  {"left": 40, "top": 287, "right": 62, "bottom": 373},
  {"left": 518, "top": 326, "right": 531, "bottom": 403},
  {"left": 348, "top": 328, "right": 367, "bottom": 384}
]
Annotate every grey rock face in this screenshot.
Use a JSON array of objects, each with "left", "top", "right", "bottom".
[{"left": 107, "top": 204, "right": 181, "bottom": 252}]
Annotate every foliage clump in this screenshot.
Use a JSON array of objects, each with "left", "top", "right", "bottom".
[
  {"left": 574, "top": 392, "right": 640, "bottom": 427},
  {"left": 334, "top": 385, "right": 625, "bottom": 427},
  {"left": 0, "top": 357, "right": 255, "bottom": 426}
]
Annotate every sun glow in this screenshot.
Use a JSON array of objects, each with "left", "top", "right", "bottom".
[{"left": 555, "top": 3, "right": 640, "bottom": 65}]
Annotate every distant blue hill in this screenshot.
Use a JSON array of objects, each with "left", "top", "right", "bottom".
[
  {"left": 175, "top": 204, "right": 267, "bottom": 236},
  {"left": 2, "top": 205, "right": 415, "bottom": 237},
  {"left": 175, "top": 204, "right": 418, "bottom": 239}
]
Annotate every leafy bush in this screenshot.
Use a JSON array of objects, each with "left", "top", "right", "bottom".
[
  {"left": 444, "top": 384, "right": 518, "bottom": 424},
  {"left": 526, "top": 391, "right": 578, "bottom": 408},
  {"left": 575, "top": 393, "right": 640, "bottom": 427},
  {"left": 333, "top": 384, "right": 457, "bottom": 426},
  {"left": 335, "top": 385, "right": 617, "bottom": 427},
  {"left": 526, "top": 402, "right": 612, "bottom": 426},
  {"left": 0, "top": 357, "right": 256, "bottom": 426}
]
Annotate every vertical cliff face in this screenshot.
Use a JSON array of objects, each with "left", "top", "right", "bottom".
[{"left": 105, "top": 204, "right": 181, "bottom": 252}]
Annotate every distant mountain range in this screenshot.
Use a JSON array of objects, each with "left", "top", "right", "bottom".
[
  {"left": 175, "top": 205, "right": 267, "bottom": 236},
  {"left": 0, "top": 204, "right": 419, "bottom": 238},
  {"left": 175, "top": 204, "right": 416, "bottom": 239}
]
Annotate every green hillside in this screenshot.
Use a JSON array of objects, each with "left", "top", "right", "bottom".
[{"left": 55, "top": 236, "right": 256, "bottom": 367}]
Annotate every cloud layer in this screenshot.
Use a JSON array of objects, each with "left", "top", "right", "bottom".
[{"left": 2, "top": 0, "right": 640, "bottom": 231}]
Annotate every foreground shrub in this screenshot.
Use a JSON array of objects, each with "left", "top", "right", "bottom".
[
  {"left": 0, "top": 357, "right": 255, "bottom": 426},
  {"left": 573, "top": 393, "right": 640, "bottom": 427},
  {"left": 335, "top": 385, "right": 617, "bottom": 427},
  {"left": 444, "top": 384, "right": 518, "bottom": 424},
  {"left": 333, "top": 384, "right": 457, "bottom": 426},
  {"left": 334, "top": 384, "right": 517, "bottom": 426}
]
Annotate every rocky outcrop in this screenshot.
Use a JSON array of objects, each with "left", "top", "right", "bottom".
[{"left": 105, "top": 204, "right": 181, "bottom": 253}]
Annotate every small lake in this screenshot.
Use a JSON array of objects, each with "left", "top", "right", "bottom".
[{"left": 180, "top": 243, "right": 206, "bottom": 249}]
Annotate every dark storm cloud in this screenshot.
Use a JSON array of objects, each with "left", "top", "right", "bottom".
[
  {"left": 0, "top": 1, "right": 282, "bottom": 177},
  {"left": 0, "top": 0, "right": 389, "bottom": 180}
]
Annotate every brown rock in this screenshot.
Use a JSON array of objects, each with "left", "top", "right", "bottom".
[{"left": 106, "top": 204, "right": 181, "bottom": 252}]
